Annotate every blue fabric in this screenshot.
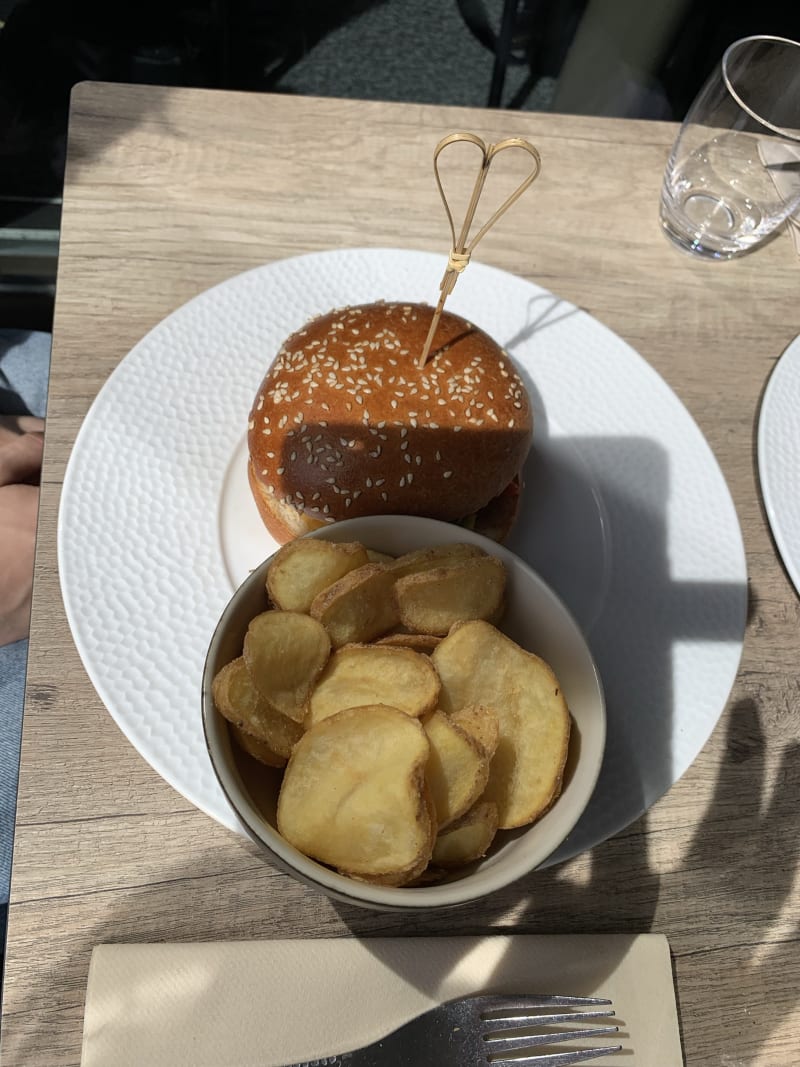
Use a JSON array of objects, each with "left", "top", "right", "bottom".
[{"left": 0, "top": 329, "right": 52, "bottom": 913}]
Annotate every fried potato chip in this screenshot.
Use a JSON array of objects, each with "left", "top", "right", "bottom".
[
  {"left": 432, "top": 800, "right": 499, "bottom": 868},
  {"left": 389, "top": 542, "right": 485, "bottom": 580},
  {"left": 422, "top": 710, "right": 491, "bottom": 828},
  {"left": 228, "top": 723, "right": 286, "bottom": 769},
  {"left": 266, "top": 539, "right": 370, "bottom": 613},
  {"left": 243, "top": 611, "right": 331, "bottom": 723},
  {"left": 211, "top": 657, "right": 303, "bottom": 757},
  {"left": 374, "top": 632, "right": 442, "bottom": 654},
  {"left": 277, "top": 705, "right": 433, "bottom": 882},
  {"left": 432, "top": 620, "right": 570, "bottom": 829},
  {"left": 309, "top": 562, "right": 399, "bottom": 647},
  {"left": 394, "top": 556, "right": 507, "bottom": 635},
  {"left": 449, "top": 703, "right": 500, "bottom": 760},
  {"left": 338, "top": 785, "right": 437, "bottom": 887},
  {"left": 308, "top": 644, "right": 440, "bottom": 726}
]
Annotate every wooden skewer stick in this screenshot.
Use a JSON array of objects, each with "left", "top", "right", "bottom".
[{"left": 418, "top": 132, "right": 541, "bottom": 369}]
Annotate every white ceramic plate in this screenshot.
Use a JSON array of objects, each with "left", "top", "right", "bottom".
[
  {"left": 758, "top": 334, "right": 800, "bottom": 598},
  {"left": 58, "top": 248, "right": 747, "bottom": 866}
]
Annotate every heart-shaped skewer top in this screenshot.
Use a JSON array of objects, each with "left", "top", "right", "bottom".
[{"left": 417, "top": 132, "right": 542, "bottom": 368}]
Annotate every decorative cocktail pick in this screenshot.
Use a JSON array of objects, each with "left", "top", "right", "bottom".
[{"left": 417, "top": 131, "right": 542, "bottom": 368}]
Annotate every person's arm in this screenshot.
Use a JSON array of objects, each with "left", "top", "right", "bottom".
[{"left": 0, "top": 416, "right": 44, "bottom": 646}]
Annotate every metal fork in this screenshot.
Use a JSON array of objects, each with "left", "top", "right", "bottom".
[{"left": 279, "top": 993, "right": 622, "bottom": 1065}]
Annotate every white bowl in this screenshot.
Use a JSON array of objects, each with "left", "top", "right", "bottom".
[{"left": 202, "top": 515, "right": 605, "bottom": 910}]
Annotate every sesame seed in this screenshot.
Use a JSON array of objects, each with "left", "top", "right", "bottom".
[{"left": 443, "top": 471, "right": 453, "bottom": 478}]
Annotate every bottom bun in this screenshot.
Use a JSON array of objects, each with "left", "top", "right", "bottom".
[
  {"left": 247, "top": 460, "right": 327, "bottom": 544},
  {"left": 248, "top": 459, "right": 523, "bottom": 546},
  {"left": 469, "top": 477, "right": 522, "bottom": 543}
]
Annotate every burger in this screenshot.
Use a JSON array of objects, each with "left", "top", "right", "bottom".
[{"left": 247, "top": 301, "right": 532, "bottom": 544}]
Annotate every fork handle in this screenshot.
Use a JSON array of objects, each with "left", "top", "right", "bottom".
[
  {"left": 280, "top": 1055, "right": 369, "bottom": 1066},
  {"left": 281, "top": 1048, "right": 392, "bottom": 1067},
  {"left": 282, "top": 1060, "right": 350, "bottom": 1066}
]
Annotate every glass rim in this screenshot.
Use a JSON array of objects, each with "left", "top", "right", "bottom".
[{"left": 722, "top": 34, "right": 800, "bottom": 141}]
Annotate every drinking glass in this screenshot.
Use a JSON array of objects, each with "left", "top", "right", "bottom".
[{"left": 660, "top": 35, "right": 800, "bottom": 259}]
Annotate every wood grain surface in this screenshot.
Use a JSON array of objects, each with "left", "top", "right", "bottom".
[{"left": 1, "top": 83, "right": 798, "bottom": 1066}]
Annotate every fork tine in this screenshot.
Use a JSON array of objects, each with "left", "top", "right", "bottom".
[
  {"left": 483, "top": 1010, "right": 617, "bottom": 1031},
  {"left": 493, "top": 1045, "right": 622, "bottom": 1065},
  {"left": 476, "top": 994, "right": 614, "bottom": 1014},
  {"left": 476, "top": 994, "right": 620, "bottom": 1066},
  {"left": 485, "top": 1023, "right": 620, "bottom": 1053}
]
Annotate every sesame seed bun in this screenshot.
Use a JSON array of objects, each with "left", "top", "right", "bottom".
[{"left": 247, "top": 301, "right": 532, "bottom": 544}]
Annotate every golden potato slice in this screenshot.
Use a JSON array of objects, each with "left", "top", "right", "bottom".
[
  {"left": 422, "top": 710, "right": 491, "bottom": 828},
  {"left": 432, "top": 620, "right": 570, "bottom": 829},
  {"left": 243, "top": 611, "right": 331, "bottom": 723},
  {"left": 212, "top": 657, "right": 303, "bottom": 757},
  {"left": 309, "top": 562, "right": 399, "bottom": 648},
  {"left": 394, "top": 556, "right": 507, "bottom": 635},
  {"left": 449, "top": 703, "right": 500, "bottom": 760},
  {"left": 389, "top": 542, "right": 485, "bottom": 580},
  {"left": 432, "top": 800, "right": 499, "bottom": 868},
  {"left": 228, "top": 723, "right": 286, "bottom": 769},
  {"left": 277, "top": 705, "right": 433, "bottom": 882},
  {"left": 339, "top": 786, "right": 437, "bottom": 887},
  {"left": 308, "top": 645, "right": 440, "bottom": 726},
  {"left": 374, "top": 632, "right": 442, "bottom": 654},
  {"left": 266, "top": 539, "right": 370, "bottom": 613}
]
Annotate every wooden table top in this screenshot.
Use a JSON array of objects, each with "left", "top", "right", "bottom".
[{"left": 2, "top": 82, "right": 798, "bottom": 1067}]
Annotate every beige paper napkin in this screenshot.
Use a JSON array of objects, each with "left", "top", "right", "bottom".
[{"left": 81, "top": 935, "right": 682, "bottom": 1067}]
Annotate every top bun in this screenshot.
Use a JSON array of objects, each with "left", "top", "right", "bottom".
[{"left": 247, "top": 301, "right": 532, "bottom": 543}]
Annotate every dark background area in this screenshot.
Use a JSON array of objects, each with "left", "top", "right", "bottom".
[{"left": 0, "top": 0, "right": 798, "bottom": 331}]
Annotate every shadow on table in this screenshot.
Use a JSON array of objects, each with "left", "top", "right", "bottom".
[
  {"left": 331, "top": 294, "right": 758, "bottom": 1041},
  {"left": 10, "top": 627, "right": 796, "bottom": 1066},
  {"left": 12, "top": 690, "right": 791, "bottom": 1066},
  {"left": 339, "top": 697, "right": 799, "bottom": 1064}
]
